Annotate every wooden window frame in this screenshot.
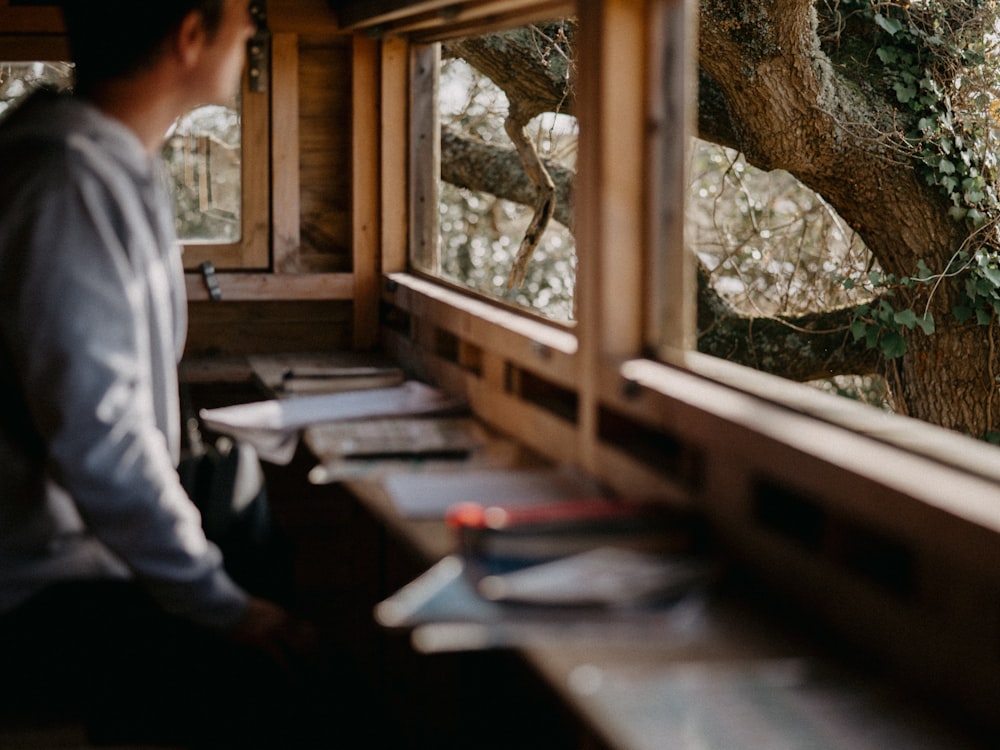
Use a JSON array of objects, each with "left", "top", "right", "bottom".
[
  {"left": 178, "top": 70, "right": 271, "bottom": 272},
  {"left": 353, "top": 0, "right": 1000, "bottom": 724}
]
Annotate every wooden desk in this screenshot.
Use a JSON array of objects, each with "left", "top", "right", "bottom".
[
  {"left": 186, "top": 357, "right": 991, "bottom": 749},
  {"left": 335, "top": 445, "right": 991, "bottom": 750}
]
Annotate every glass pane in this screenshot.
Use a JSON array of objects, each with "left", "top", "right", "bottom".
[
  {"left": 0, "top": 61, "right": 241, "bottom": 244},
  {"left": 423, "top": 20, "right": 578, "bottom": 323},
  {"left": 686, "top": 138, "right": 887, "bottom": 407},
  {"left": 162, "top": 101, "right": 242, "bottom": 244}
]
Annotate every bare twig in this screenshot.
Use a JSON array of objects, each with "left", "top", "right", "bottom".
[{"left": 504, "top": 107, "right": 557, "bottom": 288}]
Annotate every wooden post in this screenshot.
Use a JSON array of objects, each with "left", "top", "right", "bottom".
[{"left": 352, "top": 33, "right": 382, "bottom": 349}]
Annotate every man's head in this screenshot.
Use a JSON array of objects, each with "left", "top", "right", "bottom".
[{"left": 60, "top": 1, "right": 227, "bottom": 95}]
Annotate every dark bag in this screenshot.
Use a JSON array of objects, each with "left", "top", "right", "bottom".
[{"left": 179, "top": 431, "right": 295, "bottom": 605}]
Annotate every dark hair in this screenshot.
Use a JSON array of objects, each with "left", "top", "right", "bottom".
[{"left": 60, "top": 0, "right": 226, "bottom": 94}]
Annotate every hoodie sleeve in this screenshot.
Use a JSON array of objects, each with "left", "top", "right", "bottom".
[{"left": 5, "top": 139, "right": 248, "bottom": 630}]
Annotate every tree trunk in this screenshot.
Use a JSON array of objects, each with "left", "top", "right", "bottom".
[
  {"left": 697, "top": 0, "right": 1000, "bottom": 436},
  {"left": 441, "top": 10, "right": 1000, "bottom": 436}
]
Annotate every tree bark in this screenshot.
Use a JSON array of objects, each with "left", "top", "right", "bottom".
[
  {"left": 442, "top": 8, "right": 1000, "bottom": 436},
  {"left": 697, "top": 262, "right": 882, "bottom": 380},
  {"left": 696, "top": 0, "right": 999, "bottom": 435},
  {"left": 440, "top": 129, "right": 575, "bottom": 230}
]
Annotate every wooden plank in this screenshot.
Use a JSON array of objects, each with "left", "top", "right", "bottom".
[
  {"left": 271, "top": 32, "right": 301, "bottom": 272},
  {"left": 181, "top": 242, "right": 244, "bottom": 271},
  {"left": 381, "top": 35, "right": 410, "bottom": 273},
  {"left": 0, "top": 33, "right": 66, "bottom": 59},
  {"left": 0, "top": 3, "right": 62, "bottom": 33},
  {"left": 241, "top": 62, "right": 271, "bottom": 268},
  {"left": 332, "top": 0, "right": 569, "bottom": 35},
  {"left": 597, "top": 0, "right": 645, "bottom": 360},
  {"left": 408, "top": 43, "right": 440, "bottom": 272},
  {"left": 184, "top": 272, "right": 354, "bottom": 301},
  {"left": 297, "top": 37, "right": 353, "bottom": 262},
  {"left": 186, "top": 300, "right": 353, "bottom": 356},
  {"left": 647, "top": 0, "right": 696, "bottom": 354},
  {"left": 268, "top": 0, "right": 342, "bottom": 33},
  {"left": 352, "top": 33, "right": 381, "bottom": 349},
  {"left": 570, "top": 0, "right": 603, "bottom": 473},
  {"left": 383, "top": 273, "right": 579, "bottom": 386}
]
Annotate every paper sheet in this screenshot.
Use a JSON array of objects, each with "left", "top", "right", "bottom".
[{"left": 199, "top": 381, "right": 466, "bottom": 464}]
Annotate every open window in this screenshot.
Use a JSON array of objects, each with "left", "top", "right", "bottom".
[{"left": 407, "top": 19, "right": 578, "bottom": 324}]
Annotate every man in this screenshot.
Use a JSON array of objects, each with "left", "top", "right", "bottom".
[{"left": 0, "top": 2, "right": 320, "bottom": 745}]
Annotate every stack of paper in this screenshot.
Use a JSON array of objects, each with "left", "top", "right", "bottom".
[
  {"left": 305, "top": 417, "right": 486, "bottom": 483},
  {"left": 199, "top": 380, "right": 466, "bottom": 464}
]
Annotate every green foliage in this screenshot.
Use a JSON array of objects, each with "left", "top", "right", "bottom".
[
  {"left": 842, "top": 1, "right": 1000, "bottom": 346},
  {"left": 850, "top": 269, "right": 936, "bottom": 358},
  {"left": 858, "top": 0, "right": 999, "bottom": 225}
]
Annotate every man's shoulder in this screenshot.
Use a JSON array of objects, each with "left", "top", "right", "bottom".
[
  {"left": 0, "top": 91, "right": 84, "bottom": 172},
  {"left": 0, "top": 92, "right": 145, "bottom": 199}
]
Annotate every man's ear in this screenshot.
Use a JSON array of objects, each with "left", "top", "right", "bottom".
[{"left": 173, "top": 10, "right": 208, "bottom": 70}]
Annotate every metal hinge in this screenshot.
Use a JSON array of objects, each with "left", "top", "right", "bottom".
[{"left": 248, "top": 0, "right": 270, "bottom": 93}]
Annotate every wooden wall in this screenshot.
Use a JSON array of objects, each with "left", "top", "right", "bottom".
[
  {"left": 297, "top": 35, "right": 353, "bottom": 273},
  {"left": 187, "top": 32, "right": 357, "bottom": 356}
]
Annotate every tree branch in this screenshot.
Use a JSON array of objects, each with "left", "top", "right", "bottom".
[
  {"left": 696, "top": 262, "right": 882, "bottom": 380},
  {"left": 503, "top": 108, "right": 557, "bottom": 288},
  {"left": 440, "top": 128, "right": 574, "bottom": 229}
]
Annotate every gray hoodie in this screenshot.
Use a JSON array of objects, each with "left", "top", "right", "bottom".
[{"left": 0, "top": 90, "right": 246, "bottom": 629}]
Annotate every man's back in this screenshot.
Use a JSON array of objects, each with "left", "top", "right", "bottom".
[{"left": 0, "top": 90, "right": 242, "bottom": 628}]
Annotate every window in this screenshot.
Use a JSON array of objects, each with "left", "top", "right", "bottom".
[
  {"left": 661, "top": 2, "right": 1000, "bottom": 446},
  {"left": 411, "top": 19, "right": 578, "bottom": 323},
  {"left": 0, "top": 57, "right": 268, "bottom": 270},
  {"left": 162, "top": 100, "right": 243, "bottom": 246}
]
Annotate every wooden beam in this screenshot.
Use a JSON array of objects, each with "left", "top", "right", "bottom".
[
  {"left": 271, "top": 32, "right": 302, "bottom": 272},
  {"left": 0, "top": 34, "right": 67, "bottom": 59},
  {"left": 352, "top": 33, "right": 382, "bottom": 349},
  {"left": 381, "top": 35, "right": 410, "bottom": 274},
  {"left": 185, "top": 272, "right": 353, "bottom": 301},
  {"left": 268, "top": 0, "right": 341, "bottom": 33},
  {"left": 647, "top": 0, "right": 697, "bottom": 354},
  {"left": 0, "top": 4, "right": 63, "bottom": 33},
  {"left": 408, "top": 43, "right": 440, "bottom": 272}
]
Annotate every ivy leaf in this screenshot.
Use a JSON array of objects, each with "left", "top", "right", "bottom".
[
  {"left": 880, "top": 332, "right": 907, "bottom": 359},
  {"left": 894, "top": 309, "right": 917, "bottom": 329},
  {"left": 953, "top": 304, "right": 974, "bottom": 323},
  {"left": 938, "top": 158, "right": 956, "bottom": 175},
  {"left": 851, "top": 319, "right": 868, "bottom": 341},
  {"left": 876, "top": 47, "right": 899, "bottom": 64},
  {"left": 843, "top": 278, "right": 855, "bottom": 290},
  {"left": 893, "top": 82, "right": 916, "bottom": 103},
  {"left": 916, "top": 312, "right": 935, "bottom": 336},
  {"left": 865, "top": 325, "right": 880, "bottom": 349},
  {"left": 979, "top": 263, "right": 1000, "bottom": 287},
  {"left": 977, "top": 307, "right": 993, "bottom": 325},
  {"left": 874, "top": 13, "right": 904, "bottom": 35},
  {"left": 976, "top": 277, "right": 995, "bottom": 297}
]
